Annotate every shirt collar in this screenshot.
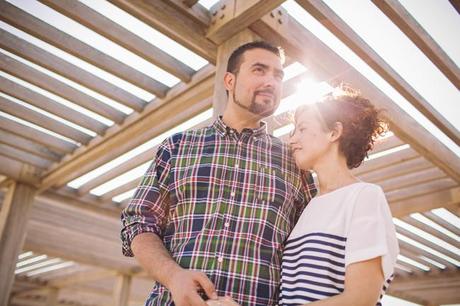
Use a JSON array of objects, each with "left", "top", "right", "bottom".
[{"left": 213, "top": 116, "right": 268, "bottom": 137}]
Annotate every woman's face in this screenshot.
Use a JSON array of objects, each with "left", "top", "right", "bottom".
[{"left": 289, "top": 107, "right": 332, "bottom": 170}]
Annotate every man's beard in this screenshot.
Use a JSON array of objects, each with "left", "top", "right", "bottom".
[{"left": 232, "top": 79, "right": 277, "bottom": 117}]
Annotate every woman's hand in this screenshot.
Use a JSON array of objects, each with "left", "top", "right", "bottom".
[{"left": 206, "top": 296, "right": 240, "bottom": 306}]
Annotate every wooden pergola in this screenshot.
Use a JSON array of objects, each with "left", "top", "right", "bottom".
[{"left": 0, "top": 1, "right": 459, "bottom": 305}]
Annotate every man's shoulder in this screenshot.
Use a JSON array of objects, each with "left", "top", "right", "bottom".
[{"left": 163, "top": 125, "right": 215, "bottom": 146}]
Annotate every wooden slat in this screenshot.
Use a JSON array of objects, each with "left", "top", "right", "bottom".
[
  {"left": 0, "top": 129, "right": 61, "bottom": 161},
  {"left": 0, "top": 75, "right": 107, "bottom": 135},
  {"left": 39, "top": 0, "right": 195, "bottom": 83},
  {"left": 354, "top": 147, "right": 419, "bottom": 176},
  {"left": 402, "top": 215, "right": 459, "bottom": 249},
  {"left": 0, "top": 144, "right": 53, "bottom": 169},
  {"left": 113, "top": 274, "right": 131, "bottom": 306},
  {"left": 108, "top": 0, "right": 217, "bottom": 64},
  {"left": 0, "top": 29, "right": 146, "bottom": 112},
  {"left": 397, "top": 239, "right": 456, "bottom": 270},
  {"left": 395, "top": 225, "right": 460, "bottom": 262},
  {"left": 0, "top": 52, "right": 125, "bottom": 125},
  {"left": 207, "top": 0, "right": 285, "bottom": 44},
  {"left": 379, "top": 167, "right": 447, "bottom": 192},
  {"left": 424, "top": 211, "right": 460, "bottom": 237},
  {"left": 372, "top": 0, "right": 460, "bottom": 90},
  {"left": 296, "top": 0, "right": 460, "bottom": 145},
  {"left": 250, "top": 7, "right": 460, "bottom": 183},
  {"left": 0, "top": 95, "right": 92, "bottom": 144},
  {"left": 399, "top": 248, "right": 442, "bottom": 271},
  {"left": 358, "top": 156, "right": 431, "bottom": 183},
  {"left": 100, "top": 178, "right": 140, "bottom": 201},
  {"left": 0, "top": 1, "right": 169, "bottom": 98},
  {"left": 0, "top": 116, "right": 77, "bottom": 155},
  {"left": 390, "top": 187, "right": 460, "bottom": 218},
  {"left": 386, "top": 178, "right": 458, "bottom": 202},
  {"left": 39, "top": 66, "right": 215, "bottom": 191}
]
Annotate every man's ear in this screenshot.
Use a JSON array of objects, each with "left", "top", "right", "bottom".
[
  {"left": 329, "top": 122, "right": 343, "bottom": 142},
  {"left": 224, "top": 72, "right": 235, "bottom": 92}
]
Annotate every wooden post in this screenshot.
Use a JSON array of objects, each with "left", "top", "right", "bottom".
[
  {"left": 0, "top": 181, "right": 37, "bottom": 305},
  {"left": 46, "top": 287, "right": 59, "bottom": 306},
  {"left": 212, "top": 29, "right": 259, "bottom": 119},
  {"left": 113, "top": 273, "right": 132, "bottom": 306}
]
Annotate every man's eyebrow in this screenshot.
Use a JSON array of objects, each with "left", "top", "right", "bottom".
[{"left": 251, "top": 62, "right": 285, "bottom": 77}]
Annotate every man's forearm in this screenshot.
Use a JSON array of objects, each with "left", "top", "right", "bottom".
[{"left": 131, "top": 232, "right": 182, "bottom": 289}]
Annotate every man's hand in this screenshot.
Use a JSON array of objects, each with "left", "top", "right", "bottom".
[{"left": 167, "top": 269, "right": 217, "bottom": 306}]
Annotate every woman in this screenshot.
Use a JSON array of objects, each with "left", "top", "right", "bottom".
[{"left": 208, "top": 87, "right": 399, "bottom": 306}]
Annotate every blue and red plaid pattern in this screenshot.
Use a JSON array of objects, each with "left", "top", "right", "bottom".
[{"left": 121, "top": 117, "right": 316, "bottom": 306}]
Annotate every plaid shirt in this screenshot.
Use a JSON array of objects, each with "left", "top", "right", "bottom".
[{"left": 121, "top": 117, "right": 316, "bottom": 306}]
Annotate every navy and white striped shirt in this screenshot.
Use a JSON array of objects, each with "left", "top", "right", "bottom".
[{"left": 280, "top": 182, "right": 399, "bottom": 305}]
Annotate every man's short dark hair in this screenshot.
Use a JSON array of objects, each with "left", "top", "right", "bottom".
[{"left": 226, "top": 41, "right": 285, "bottom": 75}]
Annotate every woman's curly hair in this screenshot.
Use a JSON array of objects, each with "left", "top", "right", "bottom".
[{"left": 297, "top": 84, "right": 388, "bottom": 169}]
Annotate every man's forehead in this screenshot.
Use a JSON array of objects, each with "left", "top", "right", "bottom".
[{"left": 240, "top": 48, "right": 283, "bottom": 69}]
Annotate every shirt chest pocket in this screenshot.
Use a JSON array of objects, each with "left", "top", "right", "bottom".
[{"left": 255, "top": 166, "right": 288, "bottom": 205}]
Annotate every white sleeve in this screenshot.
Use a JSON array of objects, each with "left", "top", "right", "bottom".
[{"left": 345, "top": 184, "right": 399, "bottom": 280}]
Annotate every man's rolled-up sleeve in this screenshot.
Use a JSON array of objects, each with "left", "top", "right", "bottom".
[{"left": 120, "top": 138, "right": 172, "bottom": 257}]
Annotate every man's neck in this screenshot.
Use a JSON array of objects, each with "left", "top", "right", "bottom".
[{"left": 221, "top": 105, "right": 261, "bottom": 133}]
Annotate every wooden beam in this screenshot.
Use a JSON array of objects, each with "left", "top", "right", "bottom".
[
  {"left": 0, "top": 1, "right": 169, "bottom": 98},
  {"left": 108, "top": 0, "right": 217, "bottom": 64},
  {"left": 0, "top": 182, "right": 37, "bottom": 306},
  {"left": 113, "top": 274, "right": 131, "bottom": 306},
  {"left": 45, "top": 288, "right": 59, "bottom": 306},
  {"left": 295, "top": 0, "right": 460, "bottom": 145},
  {"left": 0, "top": 75, "right": 107, "bottom": 135},
  {"left": 0, "top": 28, "right": 146, "bottom": 112},
  {"left": 250, "top": 8, "right": 460, "bottom": 183},
  {"left": 39, "top": 66, "right": 215, "bottom": 191},
  {"left": 0, "top": 156, "right": 41, "bottom": 186},
  {"left": 164, "top": 0, "right": 211, "bottom": 26},
  {"left": 206, "top": 0, "right": 285, "bottom": 44},
  {"left": 39, "top": 0, "right": 195, "bottom": 83},
  {"left": 397, "top": 239, "right": 457, "bottom": 270},
  {"left": 0, "top": 94, "right": 92, "bottom": 145},
  {"left": 0, "top": 144, "right": 53, "bottom": 170},
  {"left": 182, "top": 0, "right": 199, "bottom": 8},
  {"left": 390, "top": 187, "right": 460, "bottom": 218},
  {"left": 0, "top": 129, "right": 61, "bottom": 162},
  {"left": 0, "top": 52, "right": 125, "bottom": 125},
  {"left": 355, "top": 148, "right": 419, "bottom": 176},
  {"left": 100, "top": 179, "right": 140, "bottom": 202},
  {"left": 424, "top": 210, "right": 460, "bottom": 237},
  {"left": 372, "top": 0, "right": 460, "bottom": 90},
  {"left": 450, "top": 0, "right": 460, "bottom": 14},
  {"left": 0, "top": 116, "right": 77, "bottom": 155}
]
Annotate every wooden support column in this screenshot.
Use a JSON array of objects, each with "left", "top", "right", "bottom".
[
  {"left": 0, "top": 181, "right": 37, "bottom": 305},
  {"left": 113, "top": 273, "right": 132, "bottom": 306},
  {"left": 45, "top": 287, "right": 59, "bottom": 306},
  {"left": 212, "top": 29, "right": 259, "bottom": 118}
]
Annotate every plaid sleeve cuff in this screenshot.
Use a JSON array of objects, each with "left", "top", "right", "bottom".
[{"left": 121, "top": 215, "right": 163, "bottom": 257}]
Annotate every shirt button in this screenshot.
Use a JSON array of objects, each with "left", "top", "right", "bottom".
[
  {"left": 235, "top": 164, "right": 239, "bottom": 169},
  {"left": 224, "top": 222, "right": 230, "bottom": 228},
  {"left": 217, "top": 257, "right": 223, "bottom": 263},
  {"left": 230, "top": 192, "right": 235, "bottom": 197}
]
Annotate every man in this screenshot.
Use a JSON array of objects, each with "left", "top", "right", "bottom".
[{"left": 121, "top": 41, "right": 316, "bottom": 306}]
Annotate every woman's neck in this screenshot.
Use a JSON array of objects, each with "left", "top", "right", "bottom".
[{"left": 313, "top": 154, "right": 359, "bottom": 195}]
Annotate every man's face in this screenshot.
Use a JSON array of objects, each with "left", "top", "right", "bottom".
[{"left": 226, "top": 48, "right": 284, "bottom": 118}]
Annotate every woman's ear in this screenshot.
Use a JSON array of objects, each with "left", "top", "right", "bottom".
[
  {"left": 224, "top": 72, "right": 235, "bottom": 92},
  {"left": 329, "top": 122, "right": 343, "bottom": 142}
]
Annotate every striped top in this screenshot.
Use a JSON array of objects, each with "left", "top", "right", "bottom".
[
  {"left": 280, "top": 182, "right": 399, "bottom": 305},
  {"left": 121, "top": 117, "right": 317, "bottom": 306}
]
